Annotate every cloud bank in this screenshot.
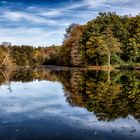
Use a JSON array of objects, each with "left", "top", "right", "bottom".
[{"left": 0, "top": 0, "right": 139, "bottom": 46}]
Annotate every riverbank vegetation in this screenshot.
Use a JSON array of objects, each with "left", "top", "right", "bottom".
[{"left": 0, "top": 12, "right": 140, "bottom": 68}]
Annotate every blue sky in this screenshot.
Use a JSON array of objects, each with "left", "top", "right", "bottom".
[{"left": 0, "top": 0, "right": 140, "bottom": 46}]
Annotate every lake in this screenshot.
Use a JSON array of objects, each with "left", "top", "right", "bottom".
[{"left": 0, "top": 67, "right": 140, "bottom": 140}]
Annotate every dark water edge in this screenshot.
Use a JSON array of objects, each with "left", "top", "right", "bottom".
[
  {"left": 0, "top": 67, "right": 139, "bottom": 140},
  {"left": 0, "top": 119, "right": 139, "bottom": 140}
]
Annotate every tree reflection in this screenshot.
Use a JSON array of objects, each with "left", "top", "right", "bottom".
[
  {"left": 64, "top": 70, "right": 140, "bottom": 122},
  {"left": 0, "top": 68, "right": 140, "bottom": 122}
]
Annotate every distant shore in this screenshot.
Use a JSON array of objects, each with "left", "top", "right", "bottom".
[{"left": 1, "top": 65, "right": 140, "bottom": 71}]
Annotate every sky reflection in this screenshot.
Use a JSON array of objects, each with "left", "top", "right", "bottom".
[{"left": 0, "top": 78, "right": 139, "bottom": 139}]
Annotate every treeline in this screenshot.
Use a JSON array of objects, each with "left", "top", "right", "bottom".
[
  {"left": 0, "top": 12, "right": 140, "bottom": 67},
  {"left": 0, "top": 44, "right": 60, "bottom": 67},
  {"left": 45, "top": 12, "right": 140, "bottom": 67}
]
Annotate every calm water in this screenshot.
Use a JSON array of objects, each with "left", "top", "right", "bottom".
[{"left": 0, "top": 67, "right": 140, "bottom": 140}]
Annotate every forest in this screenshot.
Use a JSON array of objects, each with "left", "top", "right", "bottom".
[{"left": 0, "top": 12, "right": 140, "bottom": 68}]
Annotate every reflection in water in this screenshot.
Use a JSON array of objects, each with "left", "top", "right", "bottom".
[
  {"left": 0, "top": 68, "right": 140, "bottom": 140},
  {"left": 65, "top": 70, "right": 140, "bottom": 122}
]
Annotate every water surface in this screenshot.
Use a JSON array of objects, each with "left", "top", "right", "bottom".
[{"left": 0, "top": 68, "right": 140, "bottom": 140}]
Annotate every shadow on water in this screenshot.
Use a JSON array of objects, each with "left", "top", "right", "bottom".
[{"left": 0, "top": 67, "right": 140, "bottom": 140}]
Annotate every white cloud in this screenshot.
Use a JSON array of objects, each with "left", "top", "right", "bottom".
[
  {"left": 0, "top": 0, "right": 139, "bottom": 46},
  {"left": 79, "top": 0, "right": 139, "bottom": 9},
  {"left": 39, "top": 10, "right": 63, "bottom": 17},
  {"left": 0, "top": 10, "right": 68, "bottom": 25},
  {"left": 0, "top": 27, "right": 65, "bottom": 46}
]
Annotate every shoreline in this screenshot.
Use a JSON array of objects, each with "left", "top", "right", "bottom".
[
  {"left": 0, "top": 65, "right": 140, "bottom": 71},
  {"left": 115, "top": 66, "right": 140, "bottom": 70}
]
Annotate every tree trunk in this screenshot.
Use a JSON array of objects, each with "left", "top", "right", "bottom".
[
  {"left": 108, "top": 50, "right": 111, "bottom": 68},
  {"left": 108, "top": 68, "right": 110, "bottom": 84},
  {"left": 108, "top": 50, "right": 111, "bottom": 84}
]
